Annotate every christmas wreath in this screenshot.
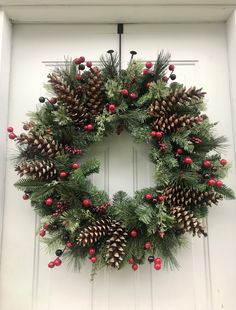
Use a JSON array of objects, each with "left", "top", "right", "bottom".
[{"left": 9, "top": 50, "right": 234, "bottom": 275}]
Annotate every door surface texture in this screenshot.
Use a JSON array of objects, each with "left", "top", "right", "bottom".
[{"left": 1, "top": 23, "right": 236, "bottom": 310}]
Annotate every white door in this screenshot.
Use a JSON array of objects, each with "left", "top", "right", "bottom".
[{"left": 1, "top": 23, "right": 236, "bottom": 310}]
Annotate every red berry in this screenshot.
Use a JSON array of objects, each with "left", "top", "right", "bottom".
[
  {"left": 208, "top": 179, "right": 216, "bottom": 186},
  {"left": 54, "top": 258, "right": 62, "bottom": 266},
  {"left": 8, "top": 133, "right": 16, "bottom": 140},
  {"left": 184, "top": 157, "right": 192, "bottom": 164},
  {"left": 144, "top": 241, "right": 151, "bottom": 250},
  {"left": 156, "top": 131, "right": 163, "bottom": 138},
  {"left": 48, "top": 261, "right": 55, "bottom": 268},
  {"left": 66, "top": 242, "right": 73, "bottom": 248},
  {"left": 22, "top": 193, "right": 29, "bottom": 200},
  {"left": 86, "top": 61, "right": 93, "bottom": 67},
  {"left": 59, "top": 171, "right": 67, "bottom": 178},
  {"left": 162, "top": 76, "right": 169, "bottom": 82},
  {"left": 45, "top": 198, "right": 53, "bottom": 206},
  {"left": 145, "top": 61, "right": 153, "bottom": 69},
  {"left": 154, "top": 257, "right": 162, "bottom": 264},
  {"left": 7, "top": 126, "right": 14, "bottom": 132},
  {"left": 150, "top": 131, "right": 156, "bottom": 137},
  {"left": 220, "top": 159, "right": 227, "bottom": 166},
  {"left": 82, "top": 199, "right": 91, "bottom": 207},
  {"left": 86, "top": 124, "right": 94, "bottom": 131},
  {"left": 130, "top": 230, "right": 138, "bottom": 238},
  {"left": 176, "top": 148, "right": 183, "bottom": 154},
  {"left": 216, "top": 180, "right": 223, "bottom": 187},
  {"left": 50, "top": 97, "right": 57, "bottom": 104},
  {"left": 145, "top": 193, "right": 153, "bottom": 201},
  {"left": 72, "top": 163, "right": 79, "bottom": 169},
  {"left": 75, "top": 74, "right": 83, "bottom": 81},
  {"left": 78, "top": 56, "right": 85, "bottom": 63},
  {"left": 154, "top": 263, "right": 161, "bottom": 270},
  {"left": 158, "top": 195, "right": 165, "bottom": 201},
  {"left": 90, "top": 256, "right": 97, "bottom": 263},
  {"left": 132, "top": 263, "right": 139, "bottom": 271},
  {"left": 203, "top": 160, "right": 211, "bottom": 168},
  {"left": 143, "top": 68, "right": 149, "bottom": 75},
  {"left": 120, "top": 89, "right": 129, "bottom": 97},
  {"left": 23, "top": 124, "right": 29, "bottom": 130},
  {"left": 43, "top": 223, "right": 49, "bottom": 230},
  {"left": 108, "top": 104, "right": 116, "bottom": 113},
  {"left": 130, "top": 92, "right": 138, "bottom": 100},
  {"left": 89, "top": 248, "right": 95, "bottom": 255},
  {"left": 169, "top": 64, "right": 175, "bottom": 71},
  {"left": 74, "top": 58, "right": 81, "bottom": 65},
  {"left": 129, "top": 258, "right": 135, "bottom": 264},
  {"left": 198, "top": 115, "right": 203, "bottom": 123},
  {"left": 39, "top": 229, "right": 46, "bottom": 237}
]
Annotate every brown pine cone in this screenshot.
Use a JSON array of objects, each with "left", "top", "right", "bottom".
[
  {"left": 171, "top": 206, "right": 207, "bottom": 237},
  {"left": 105, "top": 220, "right": 128, "bottom": 269},
  {"left": 163, "top": 186, "right": 223, "bottom": 208},
  {"left": 149, "top": 87, "right": 206, "bottom": 117},
  {"left": 152, "top": 113, "right": 200, "bottom": 132},
  {"left": 16, "top": 133, "right": 63, "bottom": 157},
  {"left": 76, "top": 217, "right": 112, "bottom": 246},
  {"left": 48, "top": 73, "right": 89, "bottom": 126},
  {"left": 15, "top": 160, "right": 57, "bottom": 179}
]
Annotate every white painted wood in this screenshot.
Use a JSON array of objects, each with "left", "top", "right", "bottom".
[
  {"left": 1, "top": 5, "right": 235, "bottom": 24},
  {"left": 0, "top": 8, "right": 12, "bottom": 303},
  {"left": 1, "top": 0, "right": 236, "bottom": 5},
  {"left": 226, "top": 10, "right": 236, "bottom": 161},
  {"left": 122, "top": 23, "right": 236, "bottom": 310},
  {"left": 1, "top": 22, "right": 236, "bottom": 310}
]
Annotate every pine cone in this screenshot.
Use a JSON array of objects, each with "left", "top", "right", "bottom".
[
  {"left": 85, "top": 67, "right": 104, "bottom": 120},
  {"left": 149, "top": 87, "right": 205, "bottom": 117},
  {"left": 76, "top": 217, "right": 112, "bottom": 246},
  {"left": 152, "top": 113, "right": 200, "bottom": 132},
  {"left": 15, "top": 160, "right": 57, "bottom": 179},
  {"left": 171, "top": 206, "right": 207, "bottom": 237},
  {"left": 105, "top": 220, "right": 128, "bottom": 269},
  {"left": 48, "top": 73, "right": 89, "bottom": 126},
  {"left": 163, "top": 186, "right": 223, "bottom": 208},
  {"left": 16, "top": 133, "right": 62, "bottom": 157}
]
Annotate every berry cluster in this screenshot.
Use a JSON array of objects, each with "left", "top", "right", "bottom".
[
  {"left": 64, "top": 145, "right": 82, "bottom": 155},
  {"left": 74, "top": 56, "right": 93, "bottom": 81},
  {"left": 162, "top": 64, "right": 176, "bottom": 83},
  {"left": 145, "top": 192, "right": 165, "bottom": 204}
]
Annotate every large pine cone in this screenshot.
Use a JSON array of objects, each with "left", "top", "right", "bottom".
[
  {"left": 16, "top": 133, "right": 62, "bottom": 157},
  {"left": 149, "top": 87, "right": 205, "bottom": 117},
  {"left": 152, "top": 113, "right": 200, "bottom": 132},
  {"left": 15, "top": 160, "right": 57, "bottom": 179},
  {"left": 163, "top": 186, "right": 223, "bottom": 208},
  {"left": 171, "top": 206, "right": 207, "bottom": 237},
  {"left": 76, "top": 217, "right": 112, "bottom": 246},
  {"left": 85, "top": 67, "right": 104, "bottom": 120},
  {"left": 105, "top": 220, "right": 128, "bottom": 269},
  {"left": 48, "top": 73, "right": 89, "bottom": 127}
]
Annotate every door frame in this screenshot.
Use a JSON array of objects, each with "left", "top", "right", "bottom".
[{"left": 0, "top": 5, "right": 236, "bottom": 301}]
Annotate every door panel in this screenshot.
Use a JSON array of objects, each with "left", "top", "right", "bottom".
[{"left": 1, "top": 23, "right": 235, "bottom": 310}]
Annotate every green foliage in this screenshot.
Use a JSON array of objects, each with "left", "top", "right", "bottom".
[
  {"left": 153, "top": 50, "right": 171, "bottom": 79},
  {"left": 80, "top": 158, "right": 100, "bottom": 176},
  {"left": 12, "top": 50, "right": 234, "bottom": 276}
]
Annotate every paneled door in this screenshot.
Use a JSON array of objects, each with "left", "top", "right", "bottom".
[{"left": 1, "top": 23, "right": 236, "bottom": 310}]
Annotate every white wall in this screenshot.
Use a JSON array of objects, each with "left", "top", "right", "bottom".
[
  {"left": 226, "top": 10, "right": 236, "bottom": 161},
  {"left": 0, "top": 10, "right": 12, "bottom": 270},
  {"left": 0, "top": 9, "right": 236, "bottom": 310}
]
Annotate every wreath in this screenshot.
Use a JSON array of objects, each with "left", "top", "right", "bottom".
[{"left": 9, "top": 50, "right": 234, "bottom": 275}]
